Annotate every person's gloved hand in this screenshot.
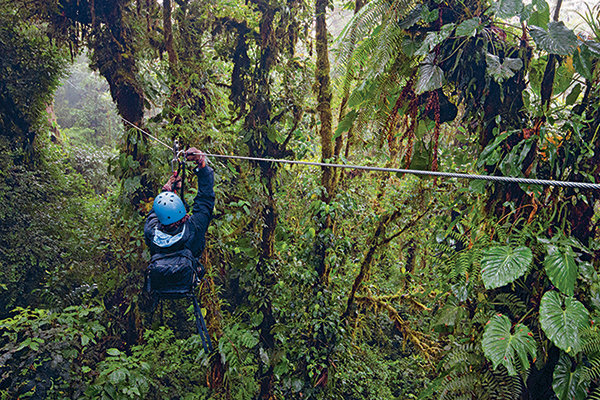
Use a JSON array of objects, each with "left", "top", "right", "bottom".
[
  {"left": 185, "top": 147, "right": 206, "bottom": 168},
  {"left": 162, "top": 172, "right": 182, "bottom": 192}
]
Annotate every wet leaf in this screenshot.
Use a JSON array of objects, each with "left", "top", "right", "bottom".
[
  {"left": 540, "top": 291, "right": 589, "bottom": 353},
  {"left": 565, "top": 83, "right": 582, "bottom": 106},
  {"left": 530, "top": 22, "right": 577, "bottom": 55},
  {"left": 486, "top": 53, "right": 523, "bottom": 83},
  {"left": 482, "top": 314, "right": 536, "bottom": 375},
  {"left": 456, "top": 18, "right": 480, "bottom": 37},
  {"left": 416, "top": 55, "right": 444, "bottom": 94},
  {"left": 544, "top": 245, "right": 577, "bottom": 296},
  {"left": 525, "top": 0, "right": 550, "bottom": 28},
  {"left": 552, "top": 352, "right": 587, "bottom": 400},
  {"left": 481, "top": 246, "right": 532, "bottom": 289},
  {"left": 491, "top": 0, "right": 524, "bottom": 19}
]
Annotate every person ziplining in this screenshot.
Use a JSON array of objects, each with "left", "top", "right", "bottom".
[{"left": 144, "top": 147, "right": 214, "bottom": 352}]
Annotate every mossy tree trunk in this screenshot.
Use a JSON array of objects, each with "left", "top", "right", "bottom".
[
  {"left": 243, "top": 3, "right": 281, "bottom": 397},
  {"left": 314, "top": 0, "right": 335, "bottom": 285},
  {"left": 163, "top": 0, "right": 178, "bottom": 71},
  {"left": 88, "top": 0, "right": 151, "bottom": 206}
]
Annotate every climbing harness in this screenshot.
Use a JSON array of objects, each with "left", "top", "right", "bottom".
[{"left": 121, "top": 116, "right": 600, "bottom": 190}]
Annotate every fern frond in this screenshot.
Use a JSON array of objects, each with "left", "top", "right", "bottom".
[
  {"left": 443, "top": 342, "right": 482, "bottom": 373},
  {"left": 582, "top": 328, "right": 600, "bottom": 355},
  {"left": 432, "top": 341, "right": 524, "bottom": 400},
  {"left": 335, "top": 0, "right": 392, "bottom": 70},
  {"left": 492, "top": 293, "right": 527, "bottom": 319},
  {"left": 485, "top": 366, "right": 524, "bottom": 400},
  {"left": 472, "top": 309, "right": 494, "bottom": 326},
  {"left": 335, "top": 0, "right": 418, "bottom": 74},
  {"left": 587, "top": 386, "right": 600, "bottom": 400},
  {"left": 439, "top": 372, "right": 480, "bottom": 400},
  {"left": 582, "top": 355, "right": 600, "bottom": 382}
]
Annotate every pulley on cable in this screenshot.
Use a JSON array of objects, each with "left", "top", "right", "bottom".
[{"left": 171, "top": 139, "right": 189, "bottom": 211}]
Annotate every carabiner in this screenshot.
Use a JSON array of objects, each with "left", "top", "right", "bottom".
[
  {"left": 171, "top": 139, "right": 190, "bottom": 211},
  {"left": 172, "top": 139, "right": 181, "bottom": 173}
]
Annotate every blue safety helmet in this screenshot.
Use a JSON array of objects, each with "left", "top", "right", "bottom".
[{"left": 153, "top": 191, "right": 186, "bottom": 225}]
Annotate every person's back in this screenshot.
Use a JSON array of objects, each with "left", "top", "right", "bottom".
[{"left": 144, "top": 148, "right": 215, "bottom": 295}]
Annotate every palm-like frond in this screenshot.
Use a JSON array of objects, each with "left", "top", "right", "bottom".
[
  {"left": 333, "top": 0, "right": 421, "bottom": 151},
  {"left": 588, "top": 387, "right": 600, "bottom": 400},
  {"left": 492, "top": 293, "right": 527, "bottom": 320},
  {"left": 335, "top": 0, "right": 392, "bottom": 70},
  {"left": 435, "top": 342, "right": 524, "bottom": 399},
  {"left": 581, "top": 328, "right": 600, "bottom": 387}
]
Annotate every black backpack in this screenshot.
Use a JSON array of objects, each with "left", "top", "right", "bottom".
[{"left": 145, "top": 248, "right": 205, "bottom": 298}]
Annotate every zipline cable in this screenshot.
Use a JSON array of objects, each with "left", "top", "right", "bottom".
[
  {"left": 200, "top": 153, "right": 600, "bottom": 190},
  {"left": 121, "top": 117, "right": 173, "bottom": 150},
  {"left": 120, "top": 116, "right": 600, "bottom": 190}
]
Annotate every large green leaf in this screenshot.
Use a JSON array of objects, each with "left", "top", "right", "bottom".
[
  {"left": 415, "top": 25, "right": 453, "bottom": 56},
  {"left": 477, "top": 130, "right": 512, "bottom": 167},
  {"left": 523, "top": 0, "right": 549, "bottom": 29},
  {"left": 544, "top": 245, "right": 577, "bottom": 296},
  {"left": 409, "top": 140, "right": 432, "bottom": 170},
  {"left": 335, "top": 110, "right": 358, "bottom": 137},
  {"left": 486, "top": 53, "right": 523, "bottom": 83},
  {"left": 416, "top": 54, "right": 443, "bottom": 94},
  {"left": 482, "top": 314, "right": 536, "bottom": 375},
  {"left": 530, "top": 22, "right": 577, "bottom": 55},
  {"left": 540, "top": 291, "right": 589, "bottom": 354},
  {"left": 491, "top": 0, "right": 523, "bottom": 19},
  {"left": 455, "top": 18, "right": 480, "bottom": 37},
  {"left": 481, "top": 246, "right": 532, "bottom": 289},
  {"left": 552, "top": 352, "right": 587, "bottom": 400},
  {"left": 553, "top": 64, "right": 574, "bottom": 95},
  {"left": 574, "top": 43, "right": 594, "bottom": 81},
  {"left": 565, "top": 83, "right": 582, "bottom": 106}
]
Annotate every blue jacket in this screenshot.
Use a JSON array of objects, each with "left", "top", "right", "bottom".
[{"left": 144, "top": 166, "right": 215, "bottom": 258}]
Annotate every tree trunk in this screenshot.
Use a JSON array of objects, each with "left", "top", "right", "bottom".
[
  {"left": 163, "top": 0, "right": 178, "bottom": 70},
  {"left": 315, "top": 0, "right": 334, "bottom": 199},
  {"left": 540, "top": 0, "right": 563, "bottom": 110},
  {"left": 244, "top": 4, "right": 278, "bottom": 398},
  {"left": 314, "top": 0, "right": 335, "bottom": 285},
  {"left": 90, "top": 0, "right": 151, "bottom": 205},
  {"left": 88, "top": 1, "right": 149, "bottom": 347}
]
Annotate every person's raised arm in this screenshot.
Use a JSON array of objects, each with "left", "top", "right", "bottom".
[{"left": 185, "top": 148, "right": 215, "bottom": 253}]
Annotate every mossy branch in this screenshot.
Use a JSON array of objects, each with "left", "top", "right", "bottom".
[{"left": 354, "top": 294, "right": 441, "bottom": 361}]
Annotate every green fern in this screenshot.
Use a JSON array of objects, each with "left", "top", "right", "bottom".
[
  {"left": 492, "top": 293, "right": 527, "bottom": 320},
  {"left": 333, "top": 0, "right": 422, "bottom": 153},
  {"left": 439, "top": 373, "right": 481, "bottom": 400},
  {"left": 582, "top": 328, "right": 600, "bottom": 354},
  {"left": 576, "top": 327, "right": 600, "bottom": 399},
  {"left": 442, "top": 342, "right": 481, "bottom": 373},
  {"left": 435, "top": 228, "right": 485, "bottom": 287},
  {"left": 433, "top": 342, "right": 524, "bottom": 400},
  {"left": 335, "top": 0, "right": 418, "bottom": 76},
  {"left": 583, "top": 356, "right": 600, "bottom": 382},
  {"left": 588, "top": 387, "right": 600, "bottom": 400}
]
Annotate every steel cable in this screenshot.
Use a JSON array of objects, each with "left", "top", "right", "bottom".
[{"left": 120, "top": 117, "right": 600, "bottom": 190}]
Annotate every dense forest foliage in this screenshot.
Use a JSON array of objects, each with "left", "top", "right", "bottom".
[{"left": 1, "top": 0, "right": 600, "bottom": 398}]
